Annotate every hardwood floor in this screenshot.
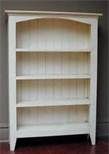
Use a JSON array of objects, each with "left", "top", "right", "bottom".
[{"left": 0, "top": 135, "right": 108, "bottom": 154}]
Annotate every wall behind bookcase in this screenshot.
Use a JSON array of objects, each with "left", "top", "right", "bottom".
[{"left": 0, "top": 0, "right": 108, "bottom": 141}]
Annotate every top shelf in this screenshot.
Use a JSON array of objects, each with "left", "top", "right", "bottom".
[{"left": 16, "top": 48, "right": 91, "bottom": 53}]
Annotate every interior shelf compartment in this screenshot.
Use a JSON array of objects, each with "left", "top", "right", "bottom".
[
  {"left": 16, "top": 79, "right": 90, "bottom": 103},
  {"left": 16, "top": 52, "right": 90, "bottom": 77},
  {"left": 16, "top": 18, "right": 91, "bottom": 51},
  {"left": 17, "top": 105, "right": 89, "bottom": 138}
]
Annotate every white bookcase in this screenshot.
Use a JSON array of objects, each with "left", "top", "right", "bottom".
[{"left": 6, "top": 10, "right": 102, "bottom": 151}]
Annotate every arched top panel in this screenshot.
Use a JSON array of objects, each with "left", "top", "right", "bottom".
[
  {"left": 15, "top": 15, "right": 93, "bottom": 25},
  {"left": 16, "top": 18, "right": 91, "bottom": 51}
]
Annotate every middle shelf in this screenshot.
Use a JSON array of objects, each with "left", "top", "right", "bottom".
[
  {"left": 16, "top": 74, "right": 90, "bottom": 80},
  {"left": 16, "top": 98, "right": 90, "bottom": 108}
]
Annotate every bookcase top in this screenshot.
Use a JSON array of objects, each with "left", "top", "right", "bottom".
[{"left": 5, "top": 10, "right": 102, "bottom": 17}]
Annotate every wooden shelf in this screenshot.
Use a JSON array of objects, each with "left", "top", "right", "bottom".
[
  {"left": 16, "top": 74, "right": 90, "bottom": 80},
  {"left": 17, "top": 122, "right": 89, "bottom": 138},
  {"left": 16, "top": 48, "right": 90, "bottom": 53},
  {"left": 16, "top": 98, "right": 90, "bottom": 108}
]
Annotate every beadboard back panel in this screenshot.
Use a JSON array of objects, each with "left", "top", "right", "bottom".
[
  {"left": 17, "top": 106, "right": 89, "bottom": 126},
  {"left": 16, "top": 80, "right": 90, "bottom": 102}
]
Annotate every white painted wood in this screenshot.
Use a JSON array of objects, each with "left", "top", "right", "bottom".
[
  {"left": 16, "top": 98, "right": 90, "bottom": 107},
  {"left": 7, "top": 11, "right": 99, "bottom": 150},
  {"left": 89, "top": 18, "right": 98, "bottom": 145},
  {"left": 17, "top": 123, "right": 89, "bottom": 138},
  {"left": 14, "top": 16, "right": 98, "bottom": 26},
  {"left": 16, "top": 48, "right": 90, "bottom": 52},
  {"left": 5, "top": 10, "right": 102, "bottom": 16},
  {"left": 16, "top": 75, "right": 90, "bottom": 80},
  {"left": 8, "top": 16, "right": 17, "bottom": 151}
]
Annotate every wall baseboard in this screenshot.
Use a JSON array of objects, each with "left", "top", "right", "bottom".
[
  {"left": 0, "top": 139, "right": 9, "bottom": 143},
  {"left": 0, "top": 127, "right": 8, "bottom": 142},
  {"left": 0, "top": 122, "right": 109, "bottom": 141}
]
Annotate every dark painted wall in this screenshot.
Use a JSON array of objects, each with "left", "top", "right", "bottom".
[{"left": 0, "top": 0, "right": 108, "bottom": 140}]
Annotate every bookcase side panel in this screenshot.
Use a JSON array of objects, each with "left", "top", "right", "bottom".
[
  {"left": 89, "top": 18, "right": 98, "bottom": 145},
  {"left": 8, "top": 15, "right": 17, "bottom": 151}
]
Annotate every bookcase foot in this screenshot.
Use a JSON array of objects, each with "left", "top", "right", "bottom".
[{"left": 10, "top": 138, "right": 17, "bottom": 151}]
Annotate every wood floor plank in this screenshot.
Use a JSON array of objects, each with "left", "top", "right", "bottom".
[{"left": 0, "top": 137, "right": 108, "bottom": 154}]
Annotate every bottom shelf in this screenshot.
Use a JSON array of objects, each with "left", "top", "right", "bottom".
[{"left": 17, "top": 122, "right": 89, "bottom": 138}]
